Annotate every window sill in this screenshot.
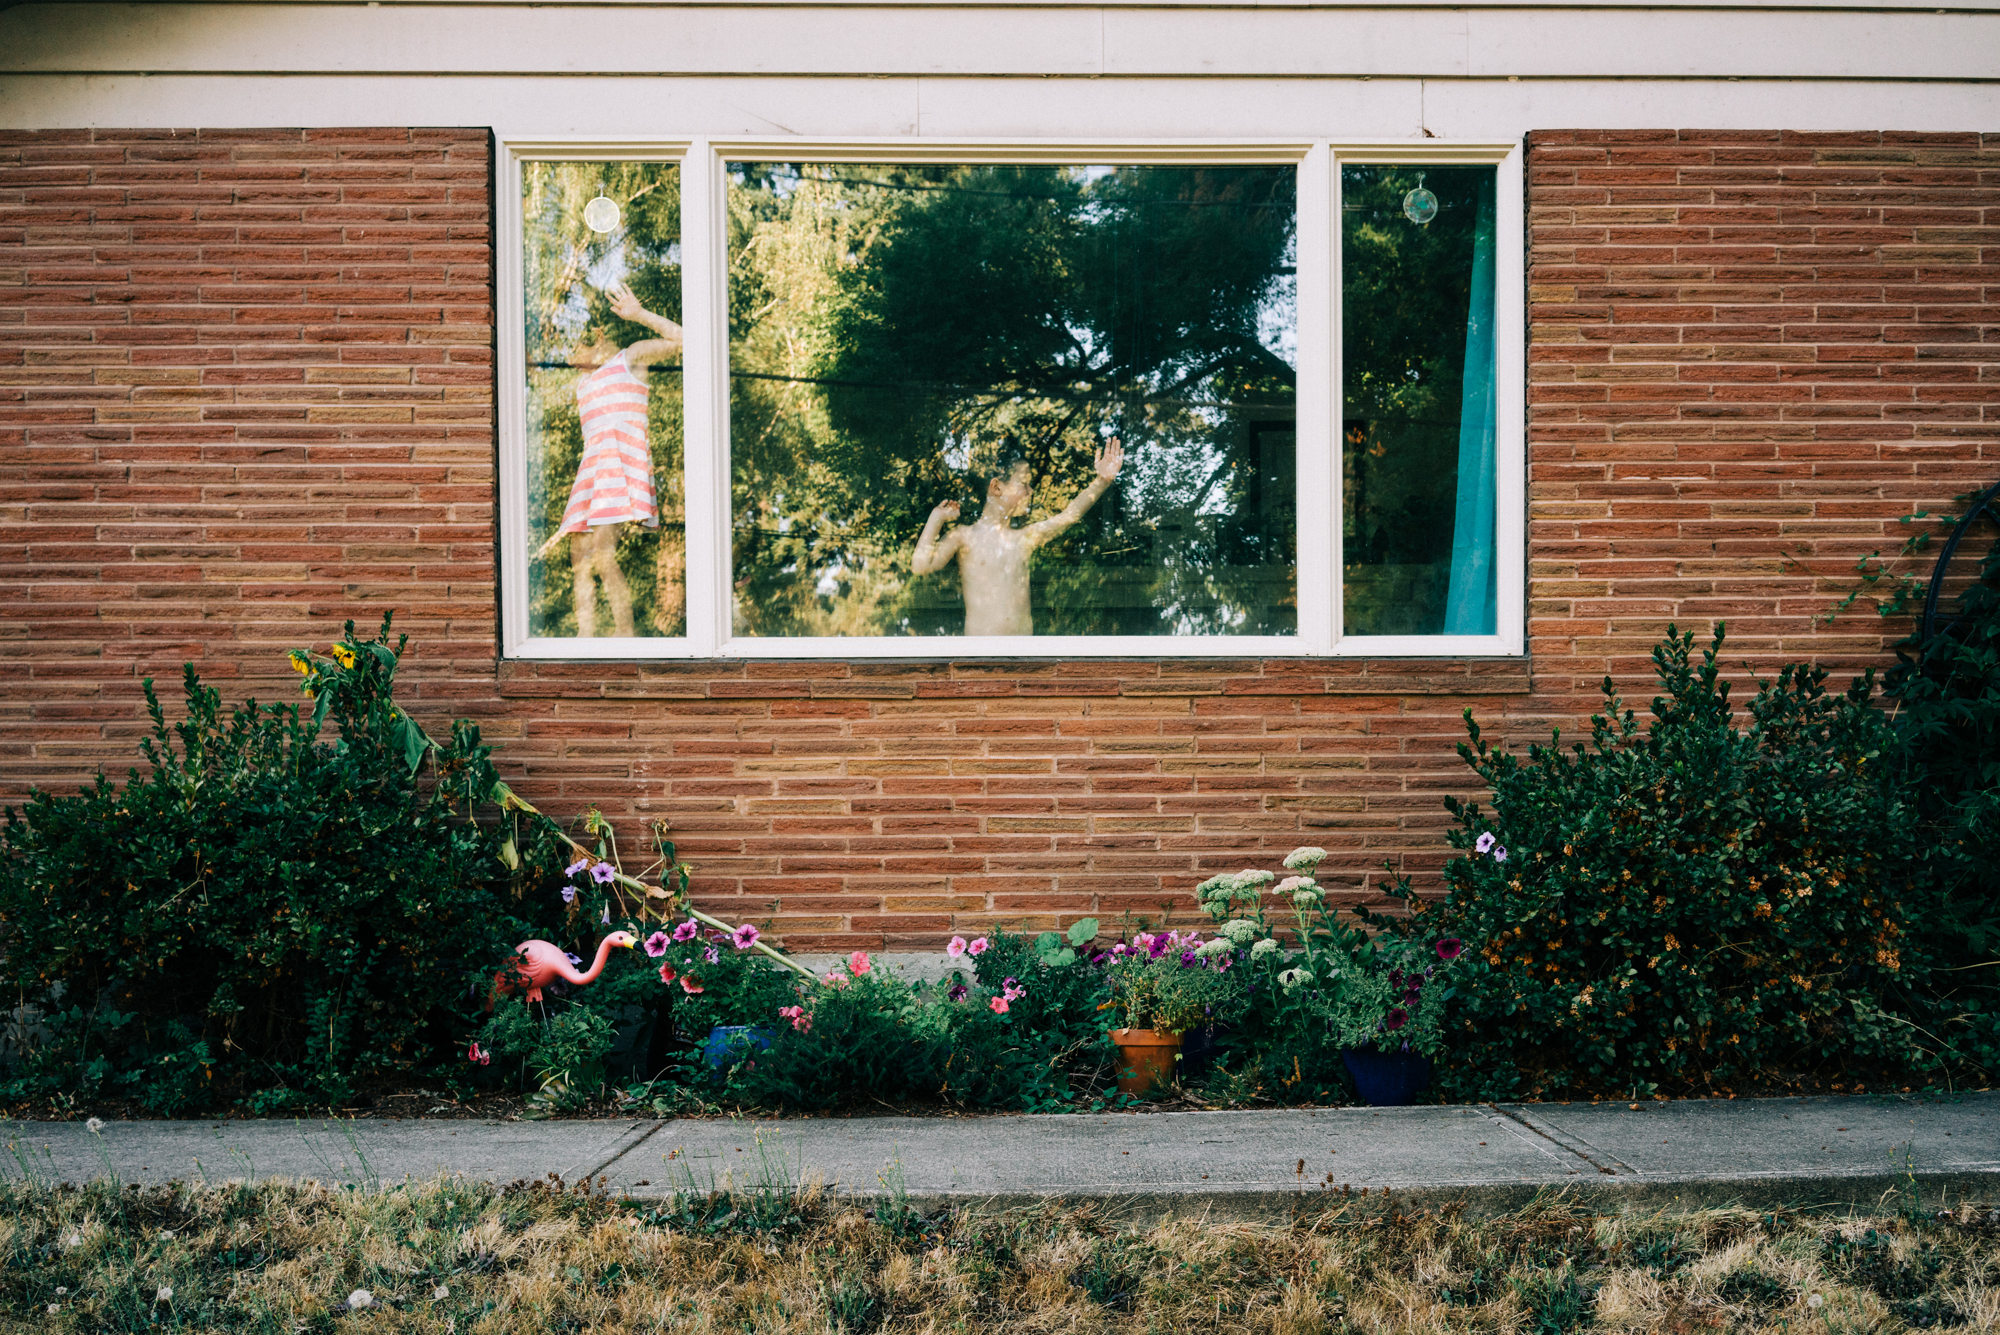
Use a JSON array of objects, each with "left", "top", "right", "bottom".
[{"left": 492, "top": 656, "right": 1531, "bottom": 698}]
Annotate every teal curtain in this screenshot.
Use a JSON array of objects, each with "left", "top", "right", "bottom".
[{"left": 1443, "top": 178, "right": 1498, "bottom": 635}]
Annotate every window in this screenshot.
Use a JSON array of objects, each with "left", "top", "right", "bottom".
[{"left": 498, "top": 141, "right": 1522, "bottom": 659}]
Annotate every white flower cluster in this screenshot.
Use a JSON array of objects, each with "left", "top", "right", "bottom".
[
  {"left": 1195, "top": 938, "right": 1234, "bottom": 959},
  {"left": 1250, "top": 938, "right": 1281, "bottom": 959},
  {"left": 1282, "top": 846, "right": 1328, "bottom": 872},
  {"left": 1278, "top": 966, "right": 1315, "bottom": 991},
  {"left": 1219, "top": 918, "right": 1261, "bottom": 946}
]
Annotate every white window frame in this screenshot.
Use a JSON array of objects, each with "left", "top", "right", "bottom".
[{"left": 497, "top": 135, "right": 1523, "bottom": 660}]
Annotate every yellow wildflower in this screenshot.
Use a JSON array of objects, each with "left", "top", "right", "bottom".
[
  {"left": 330, "top": 644, "right": 356, "bottom": 670},
  {"left": 289, "top": 651, "right": 311, "bottom": 674}
]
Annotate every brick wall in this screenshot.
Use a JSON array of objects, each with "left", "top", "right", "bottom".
[{"left": 2, "top": 127, "right": 1995, "bottom": 951}]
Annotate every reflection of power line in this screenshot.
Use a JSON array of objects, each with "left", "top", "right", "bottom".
[
  {"left": 529, "top": 362, "right": 1291, "bottom": 410},
  {"left": 737, "top": 165, "right": 1294, "bottom": 211}
]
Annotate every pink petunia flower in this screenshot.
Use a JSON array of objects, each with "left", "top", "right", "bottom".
[
  {"left": 731, "top": 923, "right": 761, "bottom": 950},
  {"left": 467, "top": 1041, "right": 490, "bottom": 1066},
  {"left": 644, "top": 931, "right": 669, "bottom": 957},
  {"left": 778, "top": 1004, "right": 812, "bottom": 1034},
  {"left": 989, "top": 996, "right": 1010, "bottom": 1015},
  {"left": 658, "top": 963, "right": 677, "bottom": 985},
  {"left": 822, "top": 970, "right": 849, "bottom": 988},
  {"left": 680, "top": 974, "right": 704, "bottom": 994},
  {"left": 848, "top": 950, "right": 872, "bottom": 976},
  {"left": 968, "top": 937, "right": 989, "bottom": 956},
  {"left": 946, "top": 936, "right": 967, "bottom": 959},
  {"left": 672, "top": 919, "right": 699, "bottom": 942}
]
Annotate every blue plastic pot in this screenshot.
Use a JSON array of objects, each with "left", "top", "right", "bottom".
[
  {"left": 700, "top": 1024, "right": 774, "bottom": 1071},
  {"left": 1341, "top": 1047, "right": 1432, "bottom": 1107}
]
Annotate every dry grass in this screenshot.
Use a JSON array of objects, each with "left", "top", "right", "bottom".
[{"left": 1, "top": 1171, "right": 1994, "bottom": 1333}]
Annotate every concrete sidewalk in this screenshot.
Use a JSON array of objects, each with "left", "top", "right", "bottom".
[{"left": 5, "top": 1093, "right": 1996, "bottom": 1221}]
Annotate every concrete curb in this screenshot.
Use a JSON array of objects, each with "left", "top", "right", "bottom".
[{"left": 5, "top": 1092, "right": 1994, "bottom": 1222}]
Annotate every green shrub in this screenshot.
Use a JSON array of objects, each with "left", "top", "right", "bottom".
[
  {"left": 727, "top": 966, "right": 950, "bottom": 1110},
  {"left": 0, "top": 619, "right": 541, "bottom": 1110},
  {"left": 1881, "top": 532, "right": 2000, "bottom": 1075},
  {"left": 1433, "top": 625, "right": 1916, "bottom": 1098}
]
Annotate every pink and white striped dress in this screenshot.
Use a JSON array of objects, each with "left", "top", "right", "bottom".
[{"left": 558, "top": 351, "right": 657, "bottom": 533}]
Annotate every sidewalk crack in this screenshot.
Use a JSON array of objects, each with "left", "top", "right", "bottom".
[
  {"left": 576, "top": 1121, "right": 667, "bottom": 1187},
  {"left": 1485, "top": 1105, "right": 1633, "bottom": 1177}
]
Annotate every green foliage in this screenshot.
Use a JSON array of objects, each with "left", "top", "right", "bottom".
[
  {"left": 0, "top": 618, "right": 542, "bottom": 1110},
  {"left": 1880, "top": 511, "right": 2000, "bottom": 1075},
  {"left": 1435, "top": 625, "right": 1915, "bottom": 1097},
  {"left": 726, "top": 969, "right": 949, "bottom": 1111}
]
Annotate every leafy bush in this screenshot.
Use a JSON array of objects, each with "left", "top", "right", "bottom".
[
  {"left": 1433, "top": 625, "right": 1916, "bottom": 1098},
  {"left": 1880, "top": 527, "right": 2000, "bottom": 1075},
  {"left": 0, "top": 619, "right": 540, "bottom": 1110}
]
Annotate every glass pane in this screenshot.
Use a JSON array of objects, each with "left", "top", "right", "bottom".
[
  {"left": 522, "top": 160, "right": 685, "bottom": 639},
  {"left": 1342, "top": 164, "right": 1498, "bottom": 637},
  {"left": 726, "top": 163, "right": 1297, "bottom": 638}
]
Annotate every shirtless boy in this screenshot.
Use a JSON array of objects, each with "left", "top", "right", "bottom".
[{"left": 911, "top": 438, "right": 1124, "bottom": 636}]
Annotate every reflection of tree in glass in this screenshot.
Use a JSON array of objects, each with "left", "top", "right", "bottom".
[
  {"left": 1341, "top": 165, "right": 1490, "bottom": 636},
  {"left": 727, "top": 163, "right": 1298, "bottom": 637},
  {"left": 522, "top": 161, "right": 685, "bottom": 638}
]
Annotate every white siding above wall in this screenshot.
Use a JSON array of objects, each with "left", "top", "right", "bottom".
[
  {"left": 3, "top": 72, "right": 1996, "bottom": 139},
  {"left": 5, "top": 3, "right": 1999, "bottom": 81}
]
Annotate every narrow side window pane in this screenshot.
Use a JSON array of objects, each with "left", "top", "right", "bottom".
[
  {"left": 726, "top": 163, "right": 1298, "bottom": 638},
  {"left": 522, "top": 161, "right": 685, "bottom": 639},
  {"left": 1341, "top": 164, "right": 1498, "bottom": 637}
]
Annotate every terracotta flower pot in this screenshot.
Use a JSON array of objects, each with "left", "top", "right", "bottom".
[{"left": 1110, "top": 1027, "right": 1183, "bottom": 1095}]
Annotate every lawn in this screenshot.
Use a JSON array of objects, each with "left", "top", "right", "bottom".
[{"left": 2, "top": 1172, "right": 1994, "bottom": 1333}]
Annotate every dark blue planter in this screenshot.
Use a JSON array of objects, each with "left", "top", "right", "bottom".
[
  {"left": 701, "top": 1024, "right": 774, "bottom": 1071},
  {"left": 1342, "top": 1047, "right": 1432, "bottom": 1107}
]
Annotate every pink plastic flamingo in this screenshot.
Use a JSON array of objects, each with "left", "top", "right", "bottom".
[{"left": 487, "top": 932, "right": 637, "bottom": 1008}]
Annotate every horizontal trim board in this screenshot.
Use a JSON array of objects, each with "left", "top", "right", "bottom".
[
  {"left": 8, "top": 75, "right": 1998, "bottom": 137},
  {"left": 7, "top": 4, "right": 2000, "bottom": 79}
]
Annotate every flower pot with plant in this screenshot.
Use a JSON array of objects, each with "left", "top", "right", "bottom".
[
  {"left": 1103, "top": 929, "right": 1243, "bottom": 1094},
  {"left": 1329, "top": 933, "right": 1466, "bottom": 1106}
]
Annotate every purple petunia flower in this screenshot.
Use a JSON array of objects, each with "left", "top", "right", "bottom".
[
  {"left": 1473, "top": 832, "right": 1496, "bottom": 856},
  {"left": 1384, "top": 1007, "right": 1408, "bottom": 1031},
  {"left": 672, "top": 919, "right": 699, "bottom": 942},
  {"left": 565, "top": 858, "right": 589, "bottom": 877},
  {"left": 566, "top": 953, "right": 583, "bottom": 969},
  {"left": 1147, "top": 935, "right": 1170, "bottom": 958},
  {"left": 704, "top": 945, "right": 720, "bottom": 965},
  {"left": 590, "top": 862, "right": 616, "bottom": 885},
  {"left": 1436, "top": 937, "right": 1465, "bottom": 961},
  {"left": 560, "top": 887, "right": 577, "bottom": 905},
  {"left": 644, "top": 931, "right": 670, "bottom": 957},
  {"left": 947, "top": 982, "right": 968, "bottom": 1002},
  {"left": 731, "top": 923, "right": 760, "bottom": 950},
  {"left": 1493, "top": 846, "right": 1508, "bottom": 863},
  {"left": 1180, "top": 950, "right": 1198, "bottom": 967}
]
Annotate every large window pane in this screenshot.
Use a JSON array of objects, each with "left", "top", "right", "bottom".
[
  {"left": 726, "top": 163, "right": 1298, "bottom": 638},
  {"left": 522, "top": 161, "right": 685, "bottom": 639},
  {"left": 1342, "top": 164, "right": 1498, "bottom": 637}
]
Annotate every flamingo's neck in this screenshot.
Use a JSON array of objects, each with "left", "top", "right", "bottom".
[{"left": 569, "top": 936, "right": 619, "bottom": 986}]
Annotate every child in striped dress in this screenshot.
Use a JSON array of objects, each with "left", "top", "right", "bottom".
[{"left": 557, "top": 282, "right": 683, "bottom": 636}]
